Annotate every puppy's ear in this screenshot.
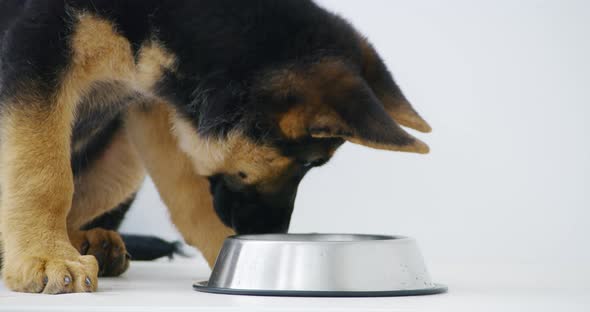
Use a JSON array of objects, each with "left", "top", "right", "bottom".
[
  {"left": 309, "top": 80, "right": 429, "bottom": 154},
  {"left": 359, "top": 38, "right": 432, "bottom": 133},
  {"left": 272, "top": 59, "right": 429, "bottom": 153}
]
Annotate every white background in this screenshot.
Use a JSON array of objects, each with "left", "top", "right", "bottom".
[
  {"left": 121, "top": 0, "right": 590, "bottom": 281},
  {"left": 2, "top": 1, "right": 588, "bottom": 311}
]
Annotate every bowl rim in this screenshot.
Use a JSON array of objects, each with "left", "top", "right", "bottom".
[
  {"left": 193, "top": 280, "right": 448, "bottom": 297},
  {"left": 227, "top": 233, "right": 410, "bottom": 243}
]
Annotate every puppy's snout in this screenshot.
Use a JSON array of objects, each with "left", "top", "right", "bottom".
[{"left": 209, "top": 173, "right": 298, "bottom": 235}]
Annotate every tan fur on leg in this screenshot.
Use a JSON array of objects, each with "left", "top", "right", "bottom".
[
  {"left": 66, "top": 128, "right": 143, "bottom": 278},
  {"left": 126, "top": 102, "right": 234, "bottom": 267},
  {"left": 68, "top": 129, "right": 146, "bottom": 230},
  {"left": 0, "top": 96, "right": 98, "bottom": 294},
  {"left": 0, "top": 13, "right": 139, "bottom": 293}
]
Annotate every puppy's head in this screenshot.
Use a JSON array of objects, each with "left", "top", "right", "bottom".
[{"left": 172, "top": 11, "right": 431, "bottom": 235}]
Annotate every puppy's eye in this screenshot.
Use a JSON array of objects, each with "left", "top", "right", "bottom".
[
  {"left": 237, "top": 171, "right": 248, "bottom": 179},
  {"left": 302, "top": 158, "right": 327, "bottom": 168}
]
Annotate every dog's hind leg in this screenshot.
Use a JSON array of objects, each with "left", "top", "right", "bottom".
[
  {"left": 67, "top": 126, "right": 145, "bottom": 277},
  {"left": 81, "top": 194, "right": 136, "bottom": 232},
  {"left": 67, "top": 128, "right": 145, "bottom": 231}
]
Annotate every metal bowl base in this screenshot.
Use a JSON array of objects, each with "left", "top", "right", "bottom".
[{"left": 193, "top": 281, "right": 448, "bottom": 297}]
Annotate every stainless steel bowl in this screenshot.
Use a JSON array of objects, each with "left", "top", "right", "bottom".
[{"left": 194, "top": 233, "right": 446, "bottom": 297}]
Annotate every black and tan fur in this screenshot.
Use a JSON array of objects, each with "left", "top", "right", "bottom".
[{"left": 0, "top": 0, "right": 431, "bottom": 294}]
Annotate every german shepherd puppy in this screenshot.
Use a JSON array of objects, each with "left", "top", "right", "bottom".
[{"left": 0, "top": 0, "right": 430, "bottom": 294}]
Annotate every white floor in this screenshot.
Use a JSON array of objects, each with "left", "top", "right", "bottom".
[{"left": 1, "top": 257, "right": 588, "bottom": 312}]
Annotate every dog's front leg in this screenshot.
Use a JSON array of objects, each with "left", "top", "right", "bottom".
[
  {"left": 0, "top": 98, "right": 98, "bottom": 294},
  {"left": 126, "top": 102, "right": 234, "bottom": 267}
]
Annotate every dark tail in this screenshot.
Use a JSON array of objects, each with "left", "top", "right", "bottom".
[{"left": 121, "top": 234, "right": 188, "bottom": 261}]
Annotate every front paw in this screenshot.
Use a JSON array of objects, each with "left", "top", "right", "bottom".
[
  {"left": 3, "top": 245, "right": 99, "bottom": 294},
  {"left": 70, "top": 228, "right": 130, "bottom": 277}
]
